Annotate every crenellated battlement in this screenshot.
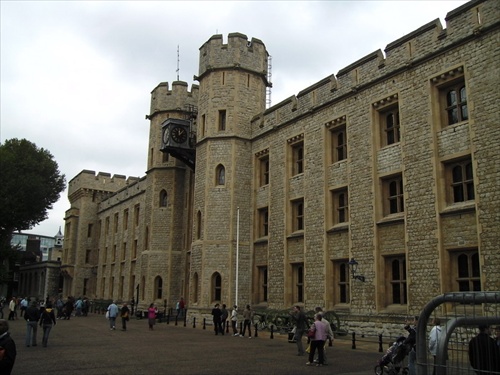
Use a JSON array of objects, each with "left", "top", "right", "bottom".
[
  {"left": 251, "top": 0, "right": 498, "bottom": 136},
  {"left": 149, "top": 81, "right": 199, "bottom": 119},
  {"left": 68, "top": 169, "right": 141, "bottom": 197},
  {"left": 197, "top": 32, "right": 269, "bottom": 82}
]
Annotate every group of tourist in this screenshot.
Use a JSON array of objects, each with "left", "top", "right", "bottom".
[{"left": 211, "top": 303, "right": 254, "bottom": 338}]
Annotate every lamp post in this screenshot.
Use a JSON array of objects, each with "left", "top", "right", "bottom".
[
  {"left": 136, "top": 284, "right": 139, "bottom": 311},
  {"left": 235, "top": 207, "right": 240, "bottom": 308},
  {"left": 348, "top": 258, "right": 366, "bottom": 282}
]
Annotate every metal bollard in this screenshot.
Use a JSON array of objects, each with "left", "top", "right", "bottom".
[
  {"left": 166, "top": 313, "right": 170, "bottom": 324},
  {"left": 184, "top": 315, "right": 187, "bottom": 327},
  {"left": 352, "top": 331, "right": 356, "bottom": 349},
  {"left": 378, "top": 334, "right": 383, "bottom": 352},
  {"left": 175, "top": 315, "right": 178, "bottom": 326},
  {"left": 270, "top": 325, "right": 274, "bottom": 339},
  {"left": 203, "top": 318, "right": 206, "bottom": 330},
  {"left": 192, "top": 317, "right": 196, "bottom": 328},
  {"left": 254, "top": 323, "right": 258, "bottom": 338}
]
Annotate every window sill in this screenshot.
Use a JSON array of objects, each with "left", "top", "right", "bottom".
[
  {"left": 327, "top": 223, "right": 349, "bottom": 233},
  {"left": 376, "top": 214, "right": 405, "bottom": 226},
  {"left": 381, "top": 304, "right": 408, "bottom": 314},
  {"left": 440, "top": 201, "right": 475, "bottom": 217},
  {"left": 254, "top": 237, "right": 269, "bottom": 245},
  {"left": 287, "top": 231, "right": 304, "bottom": 239}
]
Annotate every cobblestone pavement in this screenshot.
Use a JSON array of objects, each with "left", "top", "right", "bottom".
[{"left": 6, "top": 311, "right": 383, "bottom": 375}]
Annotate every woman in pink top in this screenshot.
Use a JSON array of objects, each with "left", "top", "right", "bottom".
[
  {"left": 306, "top": 313, "right": 329, "bottom": 366},
  {"left": 147, "top": 303, "right": 158, "bottom": 330}
]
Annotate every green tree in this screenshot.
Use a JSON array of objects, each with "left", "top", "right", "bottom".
[{"left": 0, "top": 138, "right": 66, "bottom": 283}]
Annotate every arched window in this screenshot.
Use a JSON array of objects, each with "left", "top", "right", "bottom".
[
  {"left": 212, "top": 272, "right": 222, "bottom": 302},
  {"left": 155, "top": 276, "right": 163, "bottom": 299},
  {"left": 159, "top": 190, "right": 167, "bottom": 207},
  {"left": 216, "top": 164, "right": 225, "bottom": 186},
  {"left": 196, "top": 210, "right": 202, "bottom": 239},
  {"left": 193, "top": 272, "right": 199, "bottom": 303}
]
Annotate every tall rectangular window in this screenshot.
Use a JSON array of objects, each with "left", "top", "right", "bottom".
[
  {"left": 292, "top": 263, "right": 304, "bottom": 303},
  {"left": 454, "top": 250, "right": 481, "bottom": 292},
  {"left": 446, "top": 158, "right": 475, "bottom": 204},
  {"left": 114, "top": 213, "right": 119, "bottom": 233},
  {"left": 257, "top": 207, "right": 269, "bottom": 237},
  {"left": 431, "top": 67, "right": 468, "bottom": 128},
  {"left": 218, "top": 110, "right": 226, "bottom": 131},
  {"left": 258, "top": 266, "right": 268, "bottom": 303},
  {"left": 381, "top": 107, "right": 400, "bottom": 146},
  {"left": 87, "top": 224, "right": 93, "bottom": 238},
  {"left": 134, "top": 205, "right": 140, "bottom": 227},
  {"left": 336, "top": 260, "right": 350, "bottom": 304},
  {"left": 331, "top": 125, "right": 347, "bottom": 163},
  {"left": 292, "top": 142, "right": 304, "bottom": 175},
  {"left": 123, "top": 209, "right": 129, "bottom": 230},
  {"left": 382, "top": 174, "right": 404, "bottom": 215},
  {"left": 132, "top": 240, "right": 138, "bottom": 259},
  {"left": 292, "top": 198, "right": 304, "bottom": 232},
  {"left": 386, "top": 256, "right": 407, "bottom": 305},
  {"left": 332, "top": 188, "right": 349, "bottom": 225},
  {"left": 259, "top": 155, "right": 270, "bottom": 186}
]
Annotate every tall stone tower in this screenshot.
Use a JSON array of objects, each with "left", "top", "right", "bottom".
[
  {"left": 144, "top": 81, "right": 198, "bottom": 305},
  {"left": 191, "top": 33, "right": 269, "bottom": 308}
]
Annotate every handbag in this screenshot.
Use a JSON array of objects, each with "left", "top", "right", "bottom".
[
  {"left": 307, "top": 325, "right": 316, "bottom": 338},
  {"left": 105, "top": 311, "right": 109, "bottom": 319}
]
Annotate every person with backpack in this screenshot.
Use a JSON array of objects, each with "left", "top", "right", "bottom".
[
  {"left": 39, "top": 303, "right": 56, "bottom": 347},
  {"left": 428, "top": 317, "right": 442, "bottom": 375},
  {"left": 24, "top": 301, "right": 41, "bottom": 347}
]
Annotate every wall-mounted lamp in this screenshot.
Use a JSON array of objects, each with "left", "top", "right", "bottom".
[{"left": 348, "top": 258, "right": 366, "bottom": 282}]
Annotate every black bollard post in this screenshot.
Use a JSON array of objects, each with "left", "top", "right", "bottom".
[
  {"left": 203, "top": 318, "right": 206, "bottom": 330},
  {"left": 378, "top": 334, "right": 383, "bottom": 352},
  {"left": 226, "top": 321, "right": 229, "bottom": 334},
  {"left": 270, "top": 325, "right": 274, "bottom": 339},
  {"left": 167, "top": 312, "right": 170, "bottom": 324},
  {"left": 175, "top": 315, "right": 178, "bottom": 326},
  {"left": 184, "top": 314, "right": 187, "bottom": 327},
  {"left": 352, "top": 331, "right": 356, "bottom": 349},
  {"left": 254, "top": 323, "right": 258, "bottom": 338},
  {"left": 239, "top": 321, "right": 243, "bottom": 335},
  {"left": 193, "top": 317, "right": 196, "bottom": 328}
]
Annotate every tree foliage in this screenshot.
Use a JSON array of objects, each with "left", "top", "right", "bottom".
[{"left": 0, "top": 138, "right": 66, "bottom": 247}]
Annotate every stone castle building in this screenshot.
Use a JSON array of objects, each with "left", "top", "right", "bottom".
[{"left": 62, "top": 0, "right": 499, "bottom": 326}]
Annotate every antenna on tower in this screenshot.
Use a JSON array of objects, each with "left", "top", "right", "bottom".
[
  {"left": 176, "top": 45, "right": 180, "bottom": 81},
  {"left": 266, "top": 55, "right": 273, "bottom": 109}
]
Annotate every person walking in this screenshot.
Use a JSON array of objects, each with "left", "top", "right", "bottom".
[
  {"left": 468, "top": 325, "right": 500, "bottom": 374},
  {"left": 240, "top": 304, "right": 253, "bottom": 338},
  {"left": 19, "top": 297, "right": 28, "bottom": 317},
  {"left": 306, "top": 313, "right": 329, "bottom": 367},
  {"left": 39, "top": 303, "right": 56, "bottom": 347},
  {"left": 211, "top": 304, "right": 222, "bottom": 335},
  {"left": 24, "top": 301, "right": 41, "bottom": 347},
  {"left": 314, "top": 307, "right": 334, "bottom": 365},
  {"left": 106, "top": 301, "right": 119, "bottom": 330},
  {"left": 0, "top": 319, "right": 17, "bottom": 375},
  {"left": 220, "top": 304, "right": 228, "bottom": 334},
  {"left": 8, "top": 298, "right": 16, "bottom": 321},
  {"left": 428, "top": 317, "right": 442, "bottom": 375},
  {"left": 147, "top": 303, "right": 158, "bottom": 330},
  {"left": 230, "top": 305, "right": 239, "bottom": 336},
  {"left": 290, "top": 305, "right": 308, "bottom": 356},
  {"left": 120, "top": 302, "right": 130, "bottom": 331},
  {"left": 404, "top": 316, "right": 418, "bottom": 375}
]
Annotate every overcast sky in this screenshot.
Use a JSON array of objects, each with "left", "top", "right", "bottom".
[{"left": 1, "top": 0, "right": 468, "bottom": 238}]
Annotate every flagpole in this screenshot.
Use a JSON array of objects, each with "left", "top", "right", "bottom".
[{"left": 236, "top": 207, "right": 240, "bottom": 308}]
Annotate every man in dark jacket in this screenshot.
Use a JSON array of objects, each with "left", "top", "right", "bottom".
[
  {"left": 0, "top": 319, "right": 16, "bottom": 375},
  {"left": 290, "top": 305, "right": 308, "bottom": 356},
  {"left": 24, "top": 301, "right": 41, "bottom": 347},
  {"left": 211, "top": 304, "right": 222, "bottom": 335},
  {"left": 469, "top": 325, "right": 500, "bottom": 374}
]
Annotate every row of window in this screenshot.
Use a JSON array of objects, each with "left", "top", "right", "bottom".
[
  {"left": 253, "top": 158, "right": 474, "bottom": 237},
  {"left": 252, "top": 250, "right": 479, "bottom": 307}
]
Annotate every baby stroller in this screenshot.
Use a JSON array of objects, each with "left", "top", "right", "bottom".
[{"left": 374, "top": 336, "right": 410, "bottom": 375}]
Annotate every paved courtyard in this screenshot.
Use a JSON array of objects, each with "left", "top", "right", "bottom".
[{"left": 5, "top": 310, "right": 383, "bottom": 375}]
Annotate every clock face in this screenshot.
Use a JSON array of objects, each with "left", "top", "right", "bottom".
[{"left": 171, "top": 126, "right": 188, "bottom": 144}]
